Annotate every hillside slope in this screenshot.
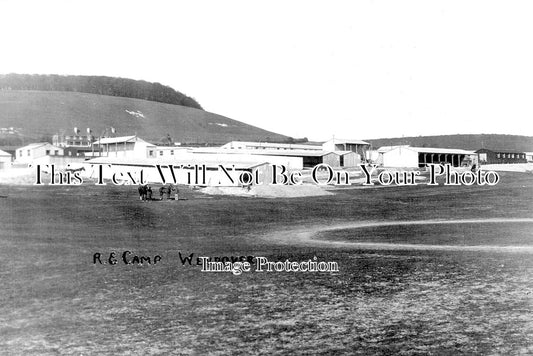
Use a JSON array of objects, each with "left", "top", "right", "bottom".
[
  {"left": 366, "top": 134, "right": 533, "bottom": 152},
  {"left": 0, "top": 90, "right": 289, "bottom": 145}
]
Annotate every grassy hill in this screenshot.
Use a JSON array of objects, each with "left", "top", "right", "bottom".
[
  {"left": 0, "top": 90, "right": 289, "bottom": 145},
  {"left": 365, "top": 134, "right": 533, "bottom": 152}
]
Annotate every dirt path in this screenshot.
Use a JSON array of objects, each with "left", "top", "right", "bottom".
[{"left": 262, "top": 218, "right": 533, "bottom": 252}]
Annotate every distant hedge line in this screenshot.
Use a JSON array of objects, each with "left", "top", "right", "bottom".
[{"left": 0, "top": 74, "right": 202, "bottom": 110}]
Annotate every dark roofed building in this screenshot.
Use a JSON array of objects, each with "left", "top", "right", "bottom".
[{"left": 476, "top": 149, "right": 527, "bottom": 164}]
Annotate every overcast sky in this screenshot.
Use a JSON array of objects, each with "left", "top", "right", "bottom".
[{"left": 1, "top": 0, "right": 533, "bottom": 140}]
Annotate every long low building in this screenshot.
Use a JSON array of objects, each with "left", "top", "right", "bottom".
[
  {"left": 377, "top": 145, "right": 477, "bottom": 168},
  {"left": 218, "top": 139, "right": 368, "bottom": 168},
  {"left": 476, "top": 149, "right": 527, "bottom": 164},
  {"left": 221, "top": 141, "right": 322, "bottom": 151},
  {"left": 193, "top": 147, "right": 360, "bottom": 168}
]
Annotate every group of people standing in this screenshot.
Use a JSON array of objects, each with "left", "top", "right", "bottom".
[
  {"left": 137, "top": 184, "right": 152, "bottom": 201},
  {"left": 137, "top": 184, "right": 179, "bottom": 201}
]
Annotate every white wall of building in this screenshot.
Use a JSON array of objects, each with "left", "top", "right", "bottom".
[
  {"left": 321, "top": 139, "right": 337, "bottom": 152},
  {"left": 380, "top": 147, "right": 419, "bottom": 167},
  {"left": 366, "top": 150, "right": 380, "bottom": 163},
  {"left": 15, "top": 143, "right": 64, "bottom": 164},
  {"left": 0, "top": 152, "right": 12, "bottom": 170}
]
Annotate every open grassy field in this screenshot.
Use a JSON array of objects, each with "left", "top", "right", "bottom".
[{"left": 1, "top": 172, "right": 532, "bottom": 354}]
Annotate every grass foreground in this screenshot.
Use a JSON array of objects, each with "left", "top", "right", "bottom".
[{"left": 1, "top": 172, "right": 532, "bottom": 354}]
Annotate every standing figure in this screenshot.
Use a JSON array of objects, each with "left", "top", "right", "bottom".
[
  {"left": 165, "top": 184, "right": 174, "bottom": 200},
  {"left": 174, "top": 186, "right": 179, "bottom": 201},
  {"left": 146, "top": 185, "right": 153, "bottom": 201},
  {"left": 138, "top": 184, "right": 145, "bottom": 201},
  {"left": 159, "top": 186, "right": 165, "bottom": 200},
  {"left": 142, "top": 184, "right": 148, "bottom": 201}
]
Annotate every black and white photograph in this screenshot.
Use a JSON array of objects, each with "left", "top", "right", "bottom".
[{"left": 1, "top": 0, "right": 533, "bottom": 354}]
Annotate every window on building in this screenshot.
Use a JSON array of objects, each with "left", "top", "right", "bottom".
[
  {"left": 54, "top": 150, "right": 59, "bottom": 155},
  {"left": 496, "top": 153, "right": 500, "bottom": 158},
  {"left": 170, "top": 150, "right": 174, "bottom": 155},
  {"left": 511, "top": 154, "right": 515, "bottom": 158},
  {"left": 68, "top": 151, "right": 72, "bottom": 156},
  {"left": 27, "top": 150, "right": 30, "bottom": 156},
  {"left": 19, "top": 150, "right": 22, "bottom": 156},
  {"left": 159, "top": 151, "right": 163, "bottom": 156},
  {"left": 46, "top": 150, "right": 50, "bottom": 155},
  {"left": 149, "top": 150, "right": 154, "bottom": 157}
]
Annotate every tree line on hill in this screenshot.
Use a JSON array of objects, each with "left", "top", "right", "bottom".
[{"left": 0, "top": 73, "right": 202, "bottom": 110}]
